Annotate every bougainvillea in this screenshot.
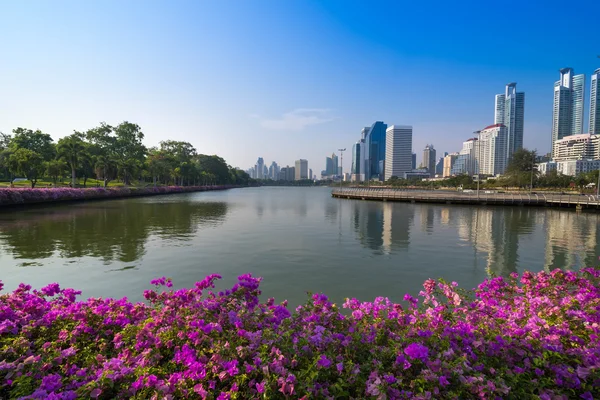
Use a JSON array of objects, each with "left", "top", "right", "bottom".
[
  {"left": 0, "top": 186, "right": 234, "bottom": 206},
  {"left": 1, "top": 269, "right": 599, "bottom": 399}
]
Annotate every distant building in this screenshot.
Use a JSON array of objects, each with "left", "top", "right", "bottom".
[
  {"left": 477, "top": 124, "right": 508, "bottom": 176},
  {"left": 443, "top": 153, "right": 459, "bottom": 177},
  {"left": 422, "top": 144, "right": 436, "bottom": 177},
  {"left": 495, "top": 83, "right": 525, "bottom": 161},
  {"left": 309, "top": 169, "right": 313, "bottom": 180},
  {"left": 351, "top": 141, "right": 361, "bottom": 179},
  {"left": 435, "top": 156, "right": 445, "bottom": 176},
  {"left": 590, "top": 68, "right": 600, "bottom": 135},
  {"left": 268, "top": 161, "right": 280, "bottom": 180},
  {"left": 552, "top": 68, "right": 585, "bottom": 157},
  {"left": 405, "top": 170, "right": 430, "bottom": 180},
  {"left": 295, "top": 159, "right": 308, "bottom": 180},
  {"left": 536, "top": 161, "right": 557, "bottom": 175},
  {"left": 255, "top": 157, "right": 265, "bottom": 179},
  {"left": 384, "top": 125, "right": 413, "bottom": 180},
  {"left": 411, "top": 153, "right": 416, "bottom": 170},
  {"left": 451, "top": 137, "right": 478, "bottom": 176},
  {"left": 364, "top": 121, "right": 388, "bottom": 181}
]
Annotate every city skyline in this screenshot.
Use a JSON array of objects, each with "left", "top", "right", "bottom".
[{"left": 1, "top": 1, "right": 599, "bottom": 170}]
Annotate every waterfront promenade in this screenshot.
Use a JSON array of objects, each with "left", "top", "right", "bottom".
[{"left": 331, "top": 187, "right": 600, "bottom": 211}]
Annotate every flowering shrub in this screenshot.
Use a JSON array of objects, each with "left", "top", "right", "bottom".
[
  {"left": 0, "top": 186, "right": 234, "bottom": 206},
  {"left": 1, "top": 269, "right": 599, "bottom": 399}
]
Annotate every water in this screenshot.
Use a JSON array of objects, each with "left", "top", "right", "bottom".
[{"left": 1, "top": 187, "right": 599, "bottom": 307}]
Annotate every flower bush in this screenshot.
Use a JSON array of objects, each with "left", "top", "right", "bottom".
[
  {"left": 1, "top": 269, "right": 599, "bottom": 399},
  {"left": 0, "top": 186, "right": 234, "bottom": 206}
]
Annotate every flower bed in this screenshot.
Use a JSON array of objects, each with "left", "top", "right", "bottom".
[
  {"left": 1, "top": 270, "right": 599, "bottom": 399},
  {"left": 0, "top": 186, "right": 234, "bottom": 206}
]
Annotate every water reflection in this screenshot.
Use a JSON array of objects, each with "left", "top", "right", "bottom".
[
  {"left": 349, "top": 201, "right": 599, "bottom": 277},
  {"left": 0, "top": 200, "right": 229, "bottom": 263}
]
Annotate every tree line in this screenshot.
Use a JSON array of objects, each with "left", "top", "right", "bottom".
[{"left": 0, "top": 122, "right": 250, "bottom": 188}]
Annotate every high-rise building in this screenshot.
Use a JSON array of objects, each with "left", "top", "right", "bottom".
[
  {"left": 443, "top": 153, "right": 459, "bottom": 177},
  {"left": 331, "top": 153, "right": 339, "bottom": 176},
  {"left": 590, "top": 68, "right": 600, "bottom": 136},
  {"left": 494, "top": 83, "right": 525, "bottom": 161},
  {"left": 309, "top": 169, "right": 313, "bottom": 180},
  {"left": 422, "top": 145, "right": 436, "bottom": 177},
  {"left": 268, "top": 162, "right": 280, "bottom": 180},
  {"left": 451, "top": 137, "right": 478, "bottom": 176},
  {"left": 325, "top": 157, "right": 333, "bottom": 176},
  {"left": 364, "top": 121, "right": 388, "bottom": 181},
  {"left": 384, "top": 125, "right": 413, "bottom": 180},
  {"left": 435, "top": 155, "right": 446, "bottom": 176},
  {"left": 552, "top": 68, "right": 586, "bottom": 157},
  {"left": 351, "top": 141, "right": 361, "bottom": 177},
  {"left": 295, "top": 159, "right": 308, "bottom": 180},
  {"left": 255, "top": 157, "right": 265, "bottom": 180},
  {"left": 411, "top": 153, "right": 416, "bottom": 170},
  {"left": 476, "top": 124, "right": 508, "bottom": 176}
]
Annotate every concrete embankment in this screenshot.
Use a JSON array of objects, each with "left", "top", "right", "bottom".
[
  {"left": 0, "top": 185, "right": 238, "bottom": 208},
  {"left": 332, "top": 188, "right": 600, "bottom": 211}
]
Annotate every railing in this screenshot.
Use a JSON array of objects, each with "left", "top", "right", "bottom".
[{"left": 331, "top": 188, "right": 600, "bottom": 208}]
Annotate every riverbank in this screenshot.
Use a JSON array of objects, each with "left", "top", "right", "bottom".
[
  {"left": 0, "top": 185, "right": 238, "bottom": 207},
  {"left": 332, "top": 187, "right": 600, "bottom": 212},
  {"left": 0, "top": 269, "right": 598, "bottom": 399}
]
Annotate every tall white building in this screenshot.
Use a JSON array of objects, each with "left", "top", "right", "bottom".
[
  {"left": 494, "top": 83, "right": 525, "bottom": 161},
  {"left": 590, "top": 68, "right": 600, "bottom": 136},
  {"left": 255, "top": 157, "right": 265, "bottom": 180},
  {"left": 552, "top": 68, "right": 585, "bottom": 157},
  {"left": 295, "top": 159, "right": 308, "bottom": 180},
  {"left": 384, "top": 125, "right": 413, "bottom": 180},
  {"left": 476, "top": 124, "right": 507, "bottom": 176}
]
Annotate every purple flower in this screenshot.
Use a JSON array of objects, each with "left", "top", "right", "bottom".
[
  {"left": 404, "top": 343, "right": 429, "bottom": 361},
  {"left": 256, "top": 381, "right": 266, "bottom": 394},
  {"left": 336, "top": 362, "right": 344, "bottom": 373},
  {"left": 439, "top": 375, "right": 450, "bottom": 386},
  {"left": 41, "top": 283, "right": 61, "bottom": 297},
  {"left": 317, "top": 355, "right": 332, "bottom": 369}
]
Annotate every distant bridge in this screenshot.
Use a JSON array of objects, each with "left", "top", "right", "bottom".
[{"left": 331, "top": 188, "right": 600, "bottom": 211}]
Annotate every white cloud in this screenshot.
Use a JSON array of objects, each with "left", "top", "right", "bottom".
[{"left": 253, "top": 108, "right": 335, "bottom": 131}]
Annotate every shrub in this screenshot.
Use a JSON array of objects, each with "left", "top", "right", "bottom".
[{"left": 1, "top": 269, "right": 599, "bottom": 399}]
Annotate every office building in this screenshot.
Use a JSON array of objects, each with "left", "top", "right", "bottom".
[
  {"left": 384, "top": 125, "right": 413, "bottom": 180},
  {"left": 351, "top": 141, "right": 361, "bottom": 179},
  {"left": 556, "top": 159, "right": 600, "bottom": 176},
  {"left": 536, "top": 161, "right": 557, "bottom": 176},
  {"left": 422, "top": 144, "right": 436, "bottom": 177},
  {"left": 364, "top": 121, "right": 388, "bottom": 181},
  {"left": 476, "top": 124, "right": 508, "bottom": 176},
  {"left": 590, "top": 68, "right": 600, "bottom": 136},
  {"left": 451, "top": 137, "right": 478, "bottom": 176},
  {"left": 443, "top": 153, "right": 459, "bottom": 177},
  {"left": 494, "top": 83, "right": 525, "bottom": 161},
  {"left": 411, "top": 153, "right": 416, "bottom": 170},
  {"left": 553, "top": 133, "right": 600, "bottom": 162},
  {"left": 552, "top": 68, "right": 585, "bottom": 157},
  {"left": 255, "top": 157, "right": 265, "bottom": 180},
  {"left": 435, "top": 154, "right": 446, "bottom": 176},
  {"left": 268, "top": 162, "right": 280, "bottom": 180},
  {"left": 309, "top": 169, "right": 313, "bottom": 180},
  {"left": 295, "top": 159, "right": 308, "bottom": 180}
]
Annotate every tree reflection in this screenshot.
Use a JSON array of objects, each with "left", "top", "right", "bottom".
[{"left": 0, "top": 200, "right": 229, "bottom": 262}]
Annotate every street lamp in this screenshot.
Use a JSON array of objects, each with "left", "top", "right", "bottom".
[
  {"left": 338, "top": 148, "right": 346, "bottom": 190},
  {"left": 530, "top": 149, "right": 537, "bottom": 194}
]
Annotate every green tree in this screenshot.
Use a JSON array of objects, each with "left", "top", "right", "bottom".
[
  {"left": 57, "top": 133, "right": 88, "bottom": 187},
  {"left": 9, "top": 148, "right": 45, "bottom": 188},
  {"left": 45, "top": 159, "right": 67, "bottom": 185},
  {"left": 86, "top": 123, "right": 116, "bottom": 187},
  {"left": 503, "top": 149, "right": 537, "bottom": 189},
  {"left": 195, "top": 155, "right": 231, "bottom": 184},
  {"left": 10, "top": 128, "right": 56, "bottom": 161},
  {"left": 113, "top": 122, "right": 146, "bottom": 185}
]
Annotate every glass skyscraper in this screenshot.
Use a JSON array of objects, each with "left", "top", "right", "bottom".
[
  {"left": 364, "top": 121, "right": 388, "bottom": 181},
  {"left": 494, "top": 83, "right": 525, "bottom": 162},
  {"left": 590, "top": 68, "right": 600, "bottom": 136},
  {"left": 552, "top": 68, "right": 585, "bottom": 158}
]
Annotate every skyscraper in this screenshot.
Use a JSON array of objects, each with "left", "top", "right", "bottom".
[
  {"left": 364, "top": 121, "right": 388, "bottom": 181},
  {"left": 411, "top": 153, "right": 416, "bottom": 170},
  {"left": 552, "top": 68, "right": 586, "bottom": 157},
  {"left": 268, "top": 162, "right": 280, "bottom": 180},
  {"left": 590, "top": 68, "right": 600, "bottom": 136},
  {"left": 384, "top": 125, "right": 413, "bottom": 180},
  {"left": 495, "top": 83, "right": 525, "bottom": 161},
  {"left": 351, "top": 141, "right": 361, "bottom": 177},
  {"left": 295, "top": 159, "right": 308, "bottom": 180},
  {"left": 422, "top": 145, "right": 436, "bottom": 177},
  {"left": 476, "top": 124, "right": 508, "bottom": 176},
  {"left": 325, "top": 156, "right": 333, "bottom": 176},
  {"left": 331, "top": 153, "right": 339, "bottom": 176},
  {"left": 255, "top": 157, "right": 265, "bottom": 179}
]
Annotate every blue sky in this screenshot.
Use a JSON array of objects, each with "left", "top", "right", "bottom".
[{"left": 1, "top": 0, "right": 599, "bottom": 171}]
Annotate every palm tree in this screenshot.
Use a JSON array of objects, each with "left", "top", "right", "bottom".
[{"left": 57, "top": 134, "right": 86, "bottom": 187}]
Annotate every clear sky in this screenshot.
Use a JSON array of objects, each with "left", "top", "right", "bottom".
[{"left": 1, "top": 0, "right": 599, "bottom": 171}]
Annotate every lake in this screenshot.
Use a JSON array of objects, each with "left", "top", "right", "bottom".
[{"left": 1, "top": 187, "right": 598, "bottom": 307}]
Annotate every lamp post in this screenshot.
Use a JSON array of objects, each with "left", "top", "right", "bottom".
[
  {"left": 530, "top": 150, "right": 536, "bottom": 194},
  {"left": 338, "top": 148, "right": 346, "bottom": 190}
]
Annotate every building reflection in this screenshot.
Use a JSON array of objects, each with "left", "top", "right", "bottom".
[
  {"left": 0, "top": 201, "right": 229, "bottom": 263},
  {"left": 352, "top": 201, "right": 413, "bottom": 253},
  {"left": 543, "top": 210, "right": 600, "bottom": 271}
]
